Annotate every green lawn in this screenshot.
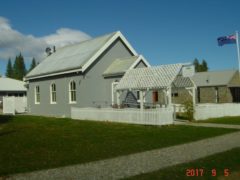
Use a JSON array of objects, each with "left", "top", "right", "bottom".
[
  {"left": 202, "top": 116, "right": 240, "bottom": 125},
  {"left": 127, "top": 148, "right": 240, "bottom": 180},
  {"left": 0, "top": 115, "right": 238, "bottom": 176}
]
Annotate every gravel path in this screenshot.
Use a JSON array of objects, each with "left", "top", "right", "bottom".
[
  {"left": 7, "top": 131, "right": 240, "bottom": 180},
  {"left": 174, "top": 121, "right": 240, "bottom": 129}
]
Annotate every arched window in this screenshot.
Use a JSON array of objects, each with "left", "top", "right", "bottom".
[
  {"left": 35, "top": 86, "right": 40, "bottom": 104},
  {"left": 50, "top": 83, "right": 57, "bottom": 103},
  {"left": 69, "top": 81, "right": 76, "bottom": 103}
]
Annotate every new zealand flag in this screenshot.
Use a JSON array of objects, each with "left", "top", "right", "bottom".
[{"left": 217, "top": 35, "right": 236, "bottom": 46}]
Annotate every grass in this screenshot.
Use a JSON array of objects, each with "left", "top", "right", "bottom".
[
  {"left": 0, "top": 115, "right": 238, "bottom": 176},
  {"left": 127, "top": 148, "right": 240, "bottom": 180},
  {"left": 202, "top": 116, "right": 240, "bottom": 125}
]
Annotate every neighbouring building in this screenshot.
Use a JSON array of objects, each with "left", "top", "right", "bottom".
[
  {"left": 24, "top": 31, "right": 150, "bottom": 117},
  {"left": 0, "top": 77, "right": 27, "bottom": 100},
  {"left": 193, "top": 70, "right": 240, "bottom": 103},
  {"left": 0, "top": 77, "right": 27, "bottom": 109},
  {"left": 171, "top": 70, "right": 240, "bottom": 104}
]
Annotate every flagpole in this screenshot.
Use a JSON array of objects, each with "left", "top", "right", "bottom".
[{"left": 236, "top": 31, "right": 240, "bottom": 77}]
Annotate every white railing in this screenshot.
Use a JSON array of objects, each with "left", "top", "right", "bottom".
[
  {"left": 194, "top": 103, "right": 240, "bottom": 120},
  {"left": 71, "top": 107, "right": 174, "bottom": 125},
  {"left": 173, "top": 104, "right": 185, "bottom": 113},
  {"left": 3, "top": 96, "right": 27, "bottom": 115}
]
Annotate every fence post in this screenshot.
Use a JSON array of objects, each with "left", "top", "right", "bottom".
[
  {"left": 140, "top": 90, "right": 144, "bottom": 111},
  {"left": 173, "top": 104, "right": 176, "bottom": 120}
]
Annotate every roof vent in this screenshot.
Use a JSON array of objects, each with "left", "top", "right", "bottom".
[
  {"left": 206, "top": 76, "right": 210, "bottom": 83},
  {"left": 45, "top": 47, "right": 52, "bottom": 56},
  {"left": 45, "top": 46, "right": 56, "bottom": 56}
]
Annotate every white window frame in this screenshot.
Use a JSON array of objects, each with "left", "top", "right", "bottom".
[
  {"left": 50, "top": 83, "right": 57, "bottom": 104},
  {"left": 35, "top": 85, "right": 40, "bottom": 104},
  {"left": 69, "top": 80, "right": 76, "bottom": 104}
]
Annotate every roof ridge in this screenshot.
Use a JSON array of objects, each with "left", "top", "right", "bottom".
[
  {"left": 196, "top": 69, "right": 237, "bottom": 74},
  {"left": 25, "top": 31, "right": 140, "bottom": 80},
  {"left": 54, "top": 31, "right": 118, "bottom": 51}
]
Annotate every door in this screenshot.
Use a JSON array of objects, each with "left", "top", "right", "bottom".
[
  {"left": 111, "top": 82, "right": 119, "bottom": 106},
  {"left": 230, "top": 87, "right": 240, "bottom": 103}
]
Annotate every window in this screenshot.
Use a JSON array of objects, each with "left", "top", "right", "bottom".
[
  {"left": 69, "top": 81, "right": 76, "bottom": 103},
  {"left": 50, "top": 83, "right": 57, "bottom": 103},
  {"left": 137, "top": 91, "right": 140, "bottom": 100},
  {"left": 35, "top": 86, "right": 40, "bottom": 104},
  {"left": 171, "top": 92, "right": 179, "bottom": 97}
]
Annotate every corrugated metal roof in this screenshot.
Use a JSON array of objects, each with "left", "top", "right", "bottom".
[
  {"left": 192, "top": 70, "right": 237, "bottom": 87},
  {"left": 26, "top": 32, "right": 117, "bottom": 78},
  {"left": 103, "top": 56, "right": 139, "bottom": 76},
  {"left": 116, "top": 64, "right": 183, "bottom": 90},
  {"left": 0, "top": 77, "right": 26, "bottom": 91},
  {"left": 173, "top": 76, "right": 194, "bottom": 88}
]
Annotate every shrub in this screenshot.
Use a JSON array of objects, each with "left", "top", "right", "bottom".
[{"left": 183, "top": 100, "right": 194, "bottom": 121}]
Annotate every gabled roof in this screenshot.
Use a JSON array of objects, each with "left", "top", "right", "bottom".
[
  {"left": 116, "top": 64, "right": 185, "bottom": 90},
  {"left": 173, "top": 76, "right": 194, "bottom": 88},
  {"left": 192, "top": 70, "right": 237, "bottom": 87},
  {"left": 25, "top": 31, "right": 138, "bottom": 80},
  {"left": 0, "top": 77, "right": 26, "bottom": 92},
  {"left": 102, "top": 55, "right": 150, "bottom": 77}
]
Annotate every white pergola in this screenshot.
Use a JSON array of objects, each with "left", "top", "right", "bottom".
[{"left": 115, "top": 63, "right": 196, "bottom": 110}]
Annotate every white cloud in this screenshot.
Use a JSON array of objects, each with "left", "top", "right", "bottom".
[
  {"left": 43, "top": 28, "right": 91, "bottom": 47},
  {"left": 0, "top": 17, "right": 91, "bottom": 62}
]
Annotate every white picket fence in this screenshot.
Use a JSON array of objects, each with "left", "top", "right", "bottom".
[
  {"left": 194, "top": 103, "right": 240, "bottom": 120},
  {"left": 71, "top": 107, "right": 174, "bottom": 125},
  {"left": 3, "top": 96, "right": 27, "bottom": 115}
]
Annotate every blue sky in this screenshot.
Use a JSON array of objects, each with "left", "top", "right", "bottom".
[{"left": 0, "top": 0, "right": 240, "bottom": 76}]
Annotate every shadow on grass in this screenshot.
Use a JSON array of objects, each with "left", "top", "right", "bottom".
[
  {"left": 0, "top": 130, "right": 17, "bottom": 137},
  {"left": 0, "top": 115, "right": 13, "bottom": 124}
]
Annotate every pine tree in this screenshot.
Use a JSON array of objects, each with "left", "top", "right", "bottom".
[
  {"left": 18, "top": 53, "right": 26, "bottom": 79},
  {"left": 13, "top": 55, "right": 20, "bottom": 79},
  {"left": 6, "top": 58, "right": 13, "bottom": 78},
  {"left": 29, "top": 58, "right": 36, "bottom": 72},
  {"left": 13, "top": 53, "right": 26, "bottom": 80},
  {"left": 193, "top": 58, "right": 208, "bottom": 72},
  {"left": 202, "top": 60, "right": 208, "bottom": 72},
  {"left": 193, "top": 58, "right": 200, "bottom": 72}
]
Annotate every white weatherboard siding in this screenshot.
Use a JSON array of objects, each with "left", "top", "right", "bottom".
[
  {"left": 71, "top": 107, "right": 174, "bottom": 125},
  {"left": 194, "top": 103, "right": 240, "bottom": 120},
  {"left": 15, "top": 96, "right": 27, "bottom": 113},
  {"left": 3, "top": 97, "right": 15, "bottom": 114},
  {"left": 3, "top": 96, "right": 27, "bottom": 114}
]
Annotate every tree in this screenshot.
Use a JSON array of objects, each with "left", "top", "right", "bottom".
[
  {"left": 29, "top": 58, "right": 37, "bottom": 72},
  {"left": 193, "top": 58, "right": 208, "bottom": 72},
  {"left": 201, "top": 60, "right": 208, "bottom": 72},
  {"left": 5, "top": 58, "right": 13, "bottom": 78},
  {"left": 13, "top": 53, "right": 26, "bottom": 80},
  {"left": 18, "top": 53, "right": 26, "bottom": 80},
  {"left": 13, "top": 55, "right": 20, "bottom": 79},
  {"left": 193, "top": 58, "right": 200, "bottom": 72}
]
